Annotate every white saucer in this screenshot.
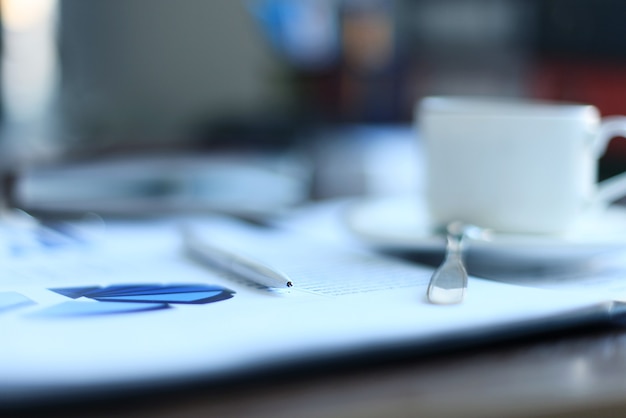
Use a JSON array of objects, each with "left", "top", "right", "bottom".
[{"left": 345, "top": 196, "right": 626, "bottom": 264}]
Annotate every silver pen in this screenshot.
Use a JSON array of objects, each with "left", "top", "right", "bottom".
[{"left": 181, "top": 226, "right": 293, "bottom": 288}]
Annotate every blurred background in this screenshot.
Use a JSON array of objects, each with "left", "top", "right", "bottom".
[{"left": 1, "top": 0, "right": 625, "bottom": 214}]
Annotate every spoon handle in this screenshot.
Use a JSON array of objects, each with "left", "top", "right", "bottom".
[{"left": 426, "top": 223, "right": 468, "bottom": 304}]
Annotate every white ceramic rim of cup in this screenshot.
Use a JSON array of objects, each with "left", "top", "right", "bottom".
[{"left": 419, "top": 96, "right": 597, "bottom": 119}]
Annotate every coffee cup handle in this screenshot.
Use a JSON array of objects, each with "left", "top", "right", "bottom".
[{"left": 594, "top": 116, "right": 626, "bottom": 205}]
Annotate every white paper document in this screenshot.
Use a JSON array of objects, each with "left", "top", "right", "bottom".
[{"left": 0, "top": 215, "right": 617, "bottom": 404}]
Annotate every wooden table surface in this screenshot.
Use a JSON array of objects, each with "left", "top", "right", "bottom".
[{"left": 8, "top": 322, "right": 626, "bottom": 418}]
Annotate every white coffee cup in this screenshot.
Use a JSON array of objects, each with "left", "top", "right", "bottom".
[{"left": 418, "top": 96, "right": 626, "bottom": 235}]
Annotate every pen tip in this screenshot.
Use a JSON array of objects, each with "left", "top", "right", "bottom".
[{"left": 286, "top": 281, "right": 293, "bottom": 288}]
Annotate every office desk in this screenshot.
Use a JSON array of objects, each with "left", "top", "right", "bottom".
[
  {"left": 12, "top": 324, "right": 626, "bottom": 418},
  {"left": 8, "top": 132, "right": 626, "bottom": 417}
]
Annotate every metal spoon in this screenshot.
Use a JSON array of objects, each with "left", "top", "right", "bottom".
[{"left": 426, "top": 221, "right": 469, "bottom": 304}]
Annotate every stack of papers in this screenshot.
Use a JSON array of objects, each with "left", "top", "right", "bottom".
[{"left": 0, "top": 211, "right": 623, "bottom": 405}]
